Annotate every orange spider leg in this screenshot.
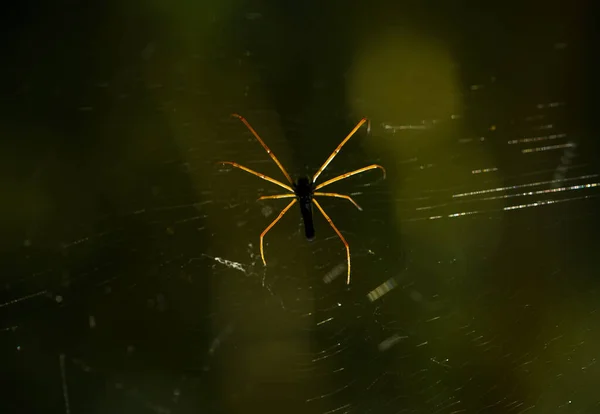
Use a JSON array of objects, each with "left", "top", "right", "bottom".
[
  {"left": 260, "top": 199, "right": 297, "bottom": 266},
  {"left": 313, "top": 192, "right": 362, "bottom": 211},
  {"left": 315, "top": 164, "right": 386, "bottom": 191},
  {"left": 258, "top": 194, "right": 295, "bottom": 201},
  {"left": 217, "top": 161, "right": 293, "bottom": 192},
  {"left": 312, "top": 199, "right": 352, "bottom": 285},
  {"left": 312, "top": 118, "right": 369, "bottom": 184},
  {"left": 231, "top": 113, "right": 294, "bottom": 185}
]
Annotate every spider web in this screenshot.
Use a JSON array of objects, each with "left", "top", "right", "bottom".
[{"left": 2, "top": 1, "right": 599, "bottom": 414}]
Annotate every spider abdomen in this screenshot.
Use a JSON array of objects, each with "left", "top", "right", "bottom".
[
  {"left": 298, "top": 197, "right": 315, "bottom": 241},
  {"left": 294, "top": 176, "right": 315, "bottom": 241}
]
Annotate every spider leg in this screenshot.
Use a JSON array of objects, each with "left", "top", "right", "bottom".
[
  {"left": 232, "top": 113, "right": 294, "bottom": 185},
  {"left": 218, "top": 161, "right": 294, "bottom": 192},
  {"left": 315, "top": 164, "right": 386, "bottom": 190},
  {"left": 313, "top": 192, "right": 363, "bottom": 211},
  {"left": 260, "top": 199, "right": 297, "bottom": 266},
  {"left": 312, "top": 118, "right": 369, "bottom": 184},
  {"left": 312, "top": 199, "right": 352, "bottom": 285},
  {"left": 258, "top": 194, "right": 296, "bottom": 201}
]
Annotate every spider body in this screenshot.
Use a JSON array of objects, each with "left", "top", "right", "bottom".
[
  {"left": 293, "top": 176, "right": 316, "bottom": 241},
  {"left": 219, "top": 113, "right": 385, "bottom": 285}
]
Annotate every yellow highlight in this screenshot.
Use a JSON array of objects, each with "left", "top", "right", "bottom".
[{"left": 347, "top": 28, "right": 461, "bottom": 126}]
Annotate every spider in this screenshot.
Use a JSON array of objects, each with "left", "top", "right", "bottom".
[{"left": 219, "top": 113, "right": 385, "bottom": 285}]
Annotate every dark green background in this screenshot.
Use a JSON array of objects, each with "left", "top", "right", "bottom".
[{"left": 1, "top": 0, "right": 598, "bottom": 413}]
